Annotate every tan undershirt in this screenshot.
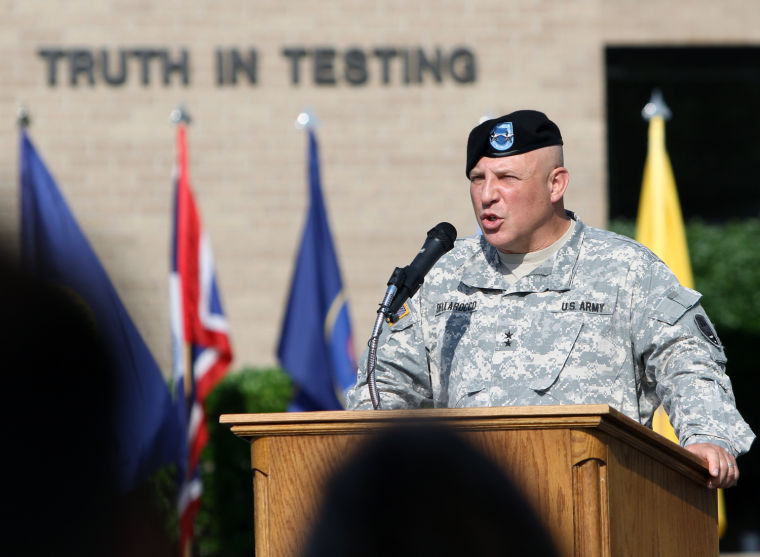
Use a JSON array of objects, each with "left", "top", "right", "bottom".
[{"left": 497, "top": 219, "right": 576, "bottom": 285}]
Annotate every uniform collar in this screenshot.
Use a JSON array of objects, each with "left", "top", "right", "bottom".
[{"left": 461, "top": 211, "right": 584, "bottom": 293}]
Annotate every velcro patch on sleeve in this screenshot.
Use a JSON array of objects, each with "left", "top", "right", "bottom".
[{"left": 651, "top": 286, "right": 701, "bottom": 325}]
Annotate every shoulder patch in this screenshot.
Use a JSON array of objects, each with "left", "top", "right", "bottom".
[
  {"left": 695, "top": 314, "right": 721, "bottom": 347},
  {"left": 387, "top": 302, "right": 410, "bottom": 324}
]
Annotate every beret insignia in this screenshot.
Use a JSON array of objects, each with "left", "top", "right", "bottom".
[{"left": 489, "top": 122, "right": 514, "bottom": 151}]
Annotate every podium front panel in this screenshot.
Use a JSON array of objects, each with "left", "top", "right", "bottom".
[{"left": 222, "top": 405, "right": 717, "bottom": 557}]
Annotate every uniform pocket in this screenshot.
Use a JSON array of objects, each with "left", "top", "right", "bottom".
[
  {"left": 526, "top": 318, "right": 584, "bottom": 392},
  {"left": 532, "top": 285, "right": 626, "bottom": 396},
  {"left": 533, "top": 322, "right": 627, "bottom": 401}
]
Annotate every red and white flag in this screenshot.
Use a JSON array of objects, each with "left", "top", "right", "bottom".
[{"left": 170, "top": 122, "right": 233, "bottom": 555}]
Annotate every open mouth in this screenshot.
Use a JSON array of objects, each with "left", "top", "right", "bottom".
[{"left": 480, "top": 213, "right": 502, "bottom": 230}]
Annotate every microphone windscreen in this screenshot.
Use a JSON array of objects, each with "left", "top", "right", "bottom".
[{"left": 428, "top": 222, "right": 457, "bottom": 249}]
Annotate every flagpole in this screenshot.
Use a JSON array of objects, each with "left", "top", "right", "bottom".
[
  {"left": 21, "top": 100, "right": 185, "bottom": 496},
  {"left": 640, "top": 88, "right": 682, "bottom": 438},
  {"left": 637, "top": 89, "right": 694, "bottom": 287},
  {"left": 170, "top": 105, "right": 194, "bottom": 557},
  {"left": 171, "top": 104, "right": 193, "bottom": 402},
  {"left": 299, "top": 107, "right": 355, "bottom": 408},
  {"left": 279, "top": 108, "right": 358, "bottom": 411},
  {"left": 638, "top": 90, "right": 727, "bottom": 538}
]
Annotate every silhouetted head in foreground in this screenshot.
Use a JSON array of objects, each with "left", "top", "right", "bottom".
[
  {"left": 303, "top": 423, "right": 559, "bottom": 557},
  {"left": 0, "top": 251, "right": 175, "bottom": 556}
]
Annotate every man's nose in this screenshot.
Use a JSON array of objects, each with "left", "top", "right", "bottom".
[{"left": 480, "top": 173, "right": 499, "bottom": 205}]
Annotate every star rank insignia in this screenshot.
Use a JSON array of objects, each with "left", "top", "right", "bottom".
[{"left": 502, "top": 331, "right": 513, "bottom": 347}]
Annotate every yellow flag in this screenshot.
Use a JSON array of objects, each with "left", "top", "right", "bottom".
[
  {"left": 636, "top": 116, "right": 694, "bottom": 287},
  {"left": 635, "top": 110, "right": 726, "bottom": 537}
]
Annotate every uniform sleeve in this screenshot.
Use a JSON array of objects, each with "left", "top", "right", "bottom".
[
  {"left": 631, "top": 261, "right": 755, "bottom": 457},
  {"left": 345, "top": 294, "right": 433, "bottom": 410}
]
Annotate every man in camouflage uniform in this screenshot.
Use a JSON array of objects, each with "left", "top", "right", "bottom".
[{"left": 347, "top": 110, "right": 754, "bottom": 489}]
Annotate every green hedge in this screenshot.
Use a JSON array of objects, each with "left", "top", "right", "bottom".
[{"left": 195, "top": 367, "right": 293, "bottom": 556}]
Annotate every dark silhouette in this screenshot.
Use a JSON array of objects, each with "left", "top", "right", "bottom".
[
  {"left": 302, "top": 423, "right": 560, "bottom": 557},
  {"left": 0, "top": 252, "right": 175, "bottom": 556}
]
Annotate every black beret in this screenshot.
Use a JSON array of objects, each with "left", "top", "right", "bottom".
[{"left": 466, "top": 110, "right": 563, "bottom": 178}]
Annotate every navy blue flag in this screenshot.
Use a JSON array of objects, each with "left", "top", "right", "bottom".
[
  {"left": 20, "top": 130, "right": 185, "bottom": 492},
  {"left": 277, "top": 129, "right": 356, "bottom": 411}
]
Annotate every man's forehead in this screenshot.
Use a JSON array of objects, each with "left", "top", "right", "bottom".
[{"left": 470, "top": 151, "right": 536, "bottom": 175}]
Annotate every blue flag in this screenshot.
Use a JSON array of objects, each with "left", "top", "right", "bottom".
[
  {"left": 277, "top": 129, "right": 356, "bottom": 411},
  {"left": 20, "top": 130, "right": 185, "bottom": 492}
]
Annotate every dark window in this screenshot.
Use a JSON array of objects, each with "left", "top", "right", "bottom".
[{"left": 605, "top": 46, "right": 760, "bottom": 221}]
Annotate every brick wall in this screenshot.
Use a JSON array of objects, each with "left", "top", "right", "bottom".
[{"left": 1, "top": 0, "right": 758, "bottom": 375}]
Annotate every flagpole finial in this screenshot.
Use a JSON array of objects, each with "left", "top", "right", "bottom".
[
  {"left": 295, "top": 109, "right": 319, "bottom": 130},
  {"left": 170, "top": 104, "right": 192, "bottom": 125},
  {"left": 642, "top": 89, "right": 672, "bottom": 121},
  {"left": 17, "top": 105, "right": 31, "bottom": 129}
]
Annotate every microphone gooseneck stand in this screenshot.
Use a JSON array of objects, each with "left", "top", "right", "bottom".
[
  {"left": 365, "top": 222, "right": 457, "bottom": 411},
  {"left": 366, "top": 268, "right": 405, "bottom": 410}
]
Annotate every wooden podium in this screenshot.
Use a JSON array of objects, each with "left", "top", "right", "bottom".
[{"left": 221, "top": 404, "right": 717, "bottom": 557}]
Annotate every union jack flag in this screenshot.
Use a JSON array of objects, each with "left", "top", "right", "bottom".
[{"left": 170, "top": 122, "right": 233, "bottom": 555}]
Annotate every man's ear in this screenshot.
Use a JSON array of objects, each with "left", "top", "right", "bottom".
[{"left": 548, "top": 167, "right": 569, "bottom": 203}]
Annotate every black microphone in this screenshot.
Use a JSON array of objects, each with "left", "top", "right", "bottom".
[{"left": 386, "top": 222, "right": 457, "bottom": 319}]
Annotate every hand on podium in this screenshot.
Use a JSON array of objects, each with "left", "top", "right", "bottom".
[{"left": 686, "top": 443, "right": 739, "bottom": 489}]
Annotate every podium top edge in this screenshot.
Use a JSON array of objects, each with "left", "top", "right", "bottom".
[
  {"left": 220, "top": 405, "right": 709, "bottom": 476},
  {"left": 219, "top": 404, "right": 618, "bottom": 425}
]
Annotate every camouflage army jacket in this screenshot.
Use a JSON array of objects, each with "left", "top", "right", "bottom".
[{"left": 346, "top": 213, "right": 755, "bottom": 456}]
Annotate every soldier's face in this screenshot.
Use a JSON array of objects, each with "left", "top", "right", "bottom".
[{"left": 469, "top": 149, "right": 558, "bottom": 253}]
